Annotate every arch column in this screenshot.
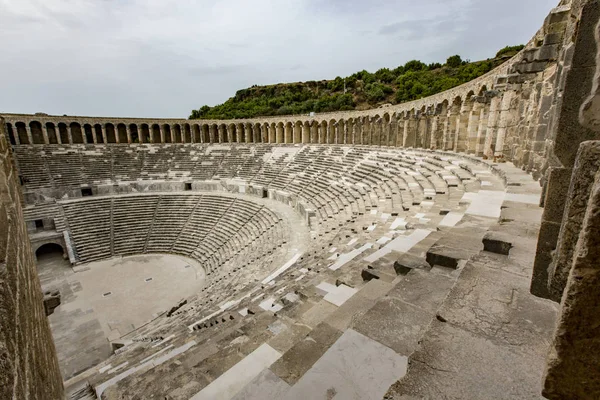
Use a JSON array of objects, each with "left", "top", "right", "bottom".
[
  {"left": 395, "top": 118, "right": 404, "bottom": 147},
  {"left": 159, "top": 125, "right": 165, "bottom": 143},
  {"left": 416, "top": 112, "right": 428, "bottom": 148},
  {"left": 475, "top": 102, "right": 490, "bottom": 156},
  {"left": 126, "top": 125, "right": 132, "bottom": 144},
  {"left": 362, "top": 118, "right": 371, "bottom": 145},
  {"left": 302, "top": 122, "right": 310, "bottom": 144},
  {"left": 41, "top": 125, "right": 49, "bottom": 144},
  {"left": 354, "top": 119, "right": 362, "bottom": 145},
  {"left": 25, "top": 126, "right": 34, "bottom": 145},
  {"left": 444, "top": 105, "right": 459, "bottom": 150},
  {"left": 403, "top": 114, "right": 417, "bottom": 148},
  {"left": 337, "top": 120, "right": 345, "bottom": 144},
  {"left": 483, "top": 95, "right": 502, "bottom": 159},
  {"left": 467, "top": 101, "right": 484, "bottom": 154},
  {"left": 66, "top": 125, "right": 73, "bottom": 144},
  {"left": 371, "top": 118, "right": 381, "bottom": 146},
  {"left": 346, "top": 120, "right": 355, "bottom": 145},
  {"left": 455, "top": 100, "right": 473, "bottom": 152},
  {"left": 494, "top": 91, "right": 517, "bottom": 159}
]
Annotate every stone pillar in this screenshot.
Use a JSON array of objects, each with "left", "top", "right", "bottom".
[
  {"left": 483, "top": 95, "right": 501, "bottom": 159},
  {"left": 403, "top": 114, "right": 417, "bottom": 148},
  {"left": 467, "top": 101, "right": 483, "bottom": 154},
  {"left": 41, "top": 125, "right": 49, "bottom": 144},
  {"left": 276, "top": 124, "right": 284, "bottom": 144},
  {"left": 25, "top": 126, "right": 34, "bottom": 145},
  {"left": 66, "top": 125, "right": 73, "bottom": 144},
  {"left": 443, "top": 105, "right": 459, "bottom": 150},
  {"left": 159, "top": 126, "right": 165, "bottom": 143},
  {"left": 302, "top": 123, "right": 309, "bottom": 144},
  {"left": 284, "top": 123, "right": 292, "bottom": 144},
  {"left": 416, "top": 113, "right": 428, "bottom": 149},
  {"left": 362, "top": 118, "right": 371, "bottom": 145},
  {"left": 126, "top": 125, "right": 132, "bottom": 144},
  {"left": 455, "top": 100, "right": 472, "bottom": 152},
  {"left": 355, "top": 118, "right": 363, "bottom": 145},
  {"left": 475, "top": 102, "right": 490, "bottom": 156},
  {"left": 494, "top": 91, "right": 517, "bottom": 159},
  {"left": 338, "top": 120, "right": 346, "bottom": 144}
]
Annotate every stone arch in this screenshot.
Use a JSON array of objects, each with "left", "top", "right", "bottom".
[
  {"left": 192, "top": 124, "right": 201, "bottom": 143},
  {"left": 29, "top": 121, "right": 44, "bottom": 144},
  {"left": 184, "top": 123, "right": 192, "bottom": 143},
  {"left": 253, "top": 123, "right": 261, "bottom": 143},
  {"left": 151, "top": 124, "right": 161, "bottom": 143},
  {"left": 94, "top": 124, "right": 104, "bottom": 144},
  {"left": 70, "top": 122, "right": 83, "bottom": 144},
  {"left": 15, "top": 122, "right": 29, "bottom": 144},
  {"left": 129, "top": 124, "right": 139, "bottom": 143},
  {"left": 58, "top": 123, "right": 70, "bottom": 144},
  {"left": 35, "top": 242, "right": 65, "bottom": 261},
  {"left": 163, "top": 124, "right": 172, "bottom": 143},
  {"left": 84, "top": 124, "right": 94, "bottom": 143},
  {"left": 478, "top": 85, "right": 488, "bottom": 96},
  {"left": 6, "top": 123, "right": 16, "bottom": 145},
  {"left": 116, "top": 123, "right": 127, "bottom": 143},
  {"left": 262, "top": 123, "right": 269, "bottom": 143}
]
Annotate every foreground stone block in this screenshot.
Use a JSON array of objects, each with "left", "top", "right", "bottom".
[
  {"left": 393, "top": 253, "right": 431, "bottom": 275},
  {"left": 43, "top": 290, "right": 61, "bottom": 316},
  {"left": 482, "top": 232, "right": 512, "bottom": 255}
]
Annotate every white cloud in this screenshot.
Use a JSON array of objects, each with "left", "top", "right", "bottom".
[{"left": 0, "top": 0, "right": 558, "bottom": 117}]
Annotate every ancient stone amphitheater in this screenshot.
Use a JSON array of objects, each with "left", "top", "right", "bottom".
[{"left": 2, "top": 1, "right": 600, "bottom": 399}]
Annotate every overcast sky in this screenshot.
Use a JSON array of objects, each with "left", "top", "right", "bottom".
[{"left": 0, "top": 0, "right": 558, "bottom": 118}]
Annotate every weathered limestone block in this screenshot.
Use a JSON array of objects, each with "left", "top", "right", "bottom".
[
  {"left": 482, "top": 232, "right": 512, "bottom": 255},
  {"left": 549, "top": 141, "right": 600, "bottom": 301},
  {"left": 393, "top": 253, "right": 431, "bottom": 275},
  {"left": 531, "top": 167, "right": 571, "bottom": 299},
  {"left": 543, "top": 169, "right": 600, "bottom": 400},
  {"left": 43, "top": 290, "right": 61, "bottom": 316}
]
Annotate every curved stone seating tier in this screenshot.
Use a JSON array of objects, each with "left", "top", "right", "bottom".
[{"left": 59, "top": 195, "right": 289, "bottom": 278}]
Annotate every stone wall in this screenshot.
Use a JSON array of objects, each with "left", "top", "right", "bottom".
[{"left": 0, "top": 117, "right": 63, "bottom": 399}]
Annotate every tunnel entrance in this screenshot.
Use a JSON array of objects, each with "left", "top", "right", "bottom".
[{"left": 36, "top": 243, "right": 65, "bottom": 262}]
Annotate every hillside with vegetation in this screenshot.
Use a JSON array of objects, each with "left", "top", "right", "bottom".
[{"left": 189, "top": 45, "right": 524, "bottom": 120}]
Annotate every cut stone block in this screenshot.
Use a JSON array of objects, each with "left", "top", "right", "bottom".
[
  {"left": 394, "top": 253, "right": 431, "bottom": 275},
  {"left": 482, "top": 232, "right": 513, "bottom": 255}
]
